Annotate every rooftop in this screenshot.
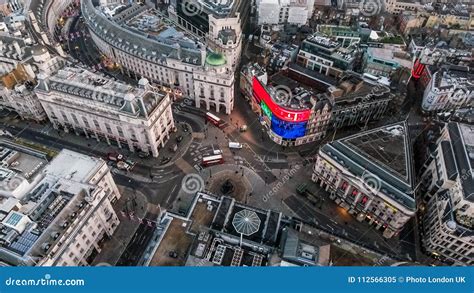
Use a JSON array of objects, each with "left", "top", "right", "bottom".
[
  {"left": 0, "top": 148, "right": 106, "bottom": 265},
  {"left": 321, "top": 122, "right": 415, "bottom": 210},
  {"left": 148, "top": 192, "right": 289, "bottom": 267},
  {"left": 366, "top": 46, "right": 413, "bottom": 69},
  {"left": 82, "top": 0, "right": 206, "bottom": 66},
  {"left": 267, "top": 73, "right": 322, "bottom": 110},
  {"left": 432, "top": 66, "right": 474, "bottom": 91},
  {"left": 447, "top": 123, "right": 474, "bottom": 203},
  {"left": 36, "top": 67, "right": 167, "bottom": 118}
]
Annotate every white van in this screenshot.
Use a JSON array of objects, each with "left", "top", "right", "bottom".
[{"left": 229, "top": 142, "right": 243, "bottom": 149}]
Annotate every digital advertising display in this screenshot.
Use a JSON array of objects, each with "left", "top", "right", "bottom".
[
  {"left": 261, "top": 100, "right": 272, "bottom": 119},
  {"left": 271, "top": 115, "right": 307, "bottom": 139},
  {"left": 252, "top": 77, "right": 311, "bottom": 123}
]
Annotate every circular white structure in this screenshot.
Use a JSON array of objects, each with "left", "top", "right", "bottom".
[{"left": 232, "top": 209, "right": 261, "bottom": 236}]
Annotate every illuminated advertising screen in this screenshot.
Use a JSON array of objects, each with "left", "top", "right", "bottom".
[
  {"left": 412, "top": 58, "right": 425, "bottom": 79},
  {"left": 271, "top": 115, "right": 307, "bottom": 140},
  {"left": 253, "top": 77, "right": 311, "bottom": 123},
  {"left": 261, "top": 101, "right": 272, "bottom": 119}
]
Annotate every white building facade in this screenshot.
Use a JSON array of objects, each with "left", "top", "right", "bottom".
[
  {"left": 257, "top": 0, "right": 316, "bottom": 26},
  {"left": 0, "top": 148, "right": 121, "bottom": 266},
  {"left": 82, "top": 0, "right": 237, "bottom": 114},
  {"left": 312, "top": 123, "right": 415, "bottom": 238},
  {"left": 422, "top": 66, "right": 474, "bottom": 113},
  {"left": 35, "top": 67, "right": 175, "bottom": 157},
  {"left": 419, "top": 123, "right": 473, "bottom": 266}
]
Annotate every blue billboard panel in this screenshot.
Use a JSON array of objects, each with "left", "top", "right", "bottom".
[{"left": 271, "top": 115, "right": 307, "bottom": 139}]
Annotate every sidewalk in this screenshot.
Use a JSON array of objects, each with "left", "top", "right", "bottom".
[{"left": 92, "top": 186, "right": 149, "bottom": 266}]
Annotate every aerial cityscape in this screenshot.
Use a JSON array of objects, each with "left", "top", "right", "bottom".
[{"left": 0, "top": 0, "right": 473, "bottom": 269}]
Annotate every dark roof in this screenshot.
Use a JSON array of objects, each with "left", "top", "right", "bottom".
[
  {"left": 447, "top": 123, "right": 474, "bottom": 203},
  {"left": 211, "top": 197, "right": 233, "bottom": 231},
  {"left": 441, "top": 141, "right": 458, "bottom": 181},
  {"left": 288, "top": 63, "right": 337, "bottom": 87},
  {"left": 321, "top": 122, "right": 415, "bottom": 210}
]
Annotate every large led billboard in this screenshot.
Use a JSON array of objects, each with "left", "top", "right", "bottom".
[
  {"left": 253, "top": 77, "right": 311, "bottom": 123},
  {"left": 271, "top": 115, "right": 307, "bottom": 139}
]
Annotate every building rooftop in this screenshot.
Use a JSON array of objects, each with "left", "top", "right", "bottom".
[
  {"left": 36, "top": 67, "right": 167, "bottom": 119},
  {"left": 193, "top": 0, "right": 241, "bottom": 18},
  {"left": 321, "top": 122, "right": 415, "bottom": 210},
  {"left": 330, "top": 72, "right": 391, "bottom": 106},
  {"left": 366, "top": 46, "right": 413, "bottom": 69},
  {"left": 0, "top": 147, "right": 106, "bottom": 265},
  {"left": 206, "top": 52, "right": 226, "bottom": 66},
  {"left": 147, "top": 192, "right": 292, "bottom": 267},
  {"left": 447, "top": 123, "right": 474, "bottom": 203},
  {"left": 82, "top": 0, "right": 206, "bottom": 67},
  {"left": 267, "top": 73, "right": 321, "bottom": 110},
  {"left": 0, "top": 34, "right": 31, "bottom": 66},
  {"left": 432, "top": 66, "right": 474, "bottom": 92}
]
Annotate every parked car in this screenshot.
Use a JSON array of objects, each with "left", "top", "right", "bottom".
[
  {"left": 116, "top": 161, "right": 131, "bottom": 171},
  {"left": 239, "top": 125, "right": 248, "bottom": 132},
  {"left": 107, "top": 152, "right": 124, "bottom": 162},
  {"left": 125, "top": 159, "right": 136, "bottom": 170},
  {"left": 229, "top": 142, "right": 243, "bottom": 149},
  {"left": 138, "top": 151, "right": 149, "bottom": 158}
]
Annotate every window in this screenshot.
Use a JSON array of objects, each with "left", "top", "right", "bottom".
[
  {"left": 105, "top": 123, "right": 112, "bottom": 134},
  {"left": 82, "top": 117, "right": 90, "bottom": 128}
]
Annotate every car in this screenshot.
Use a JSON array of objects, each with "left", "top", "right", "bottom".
[
  {"left": 181, "top": 124, "right": 189, "bottom": 132},
  {"left": 168, "top": 251, "right": 178, "bottom": 258},
  {"left": 239, "top": 125, "right": 248, "bottom": 132},
  {"left": 138, "top": 151, "right": 149, "bottom": 158},
  {"left": 116, "top": 161, "right": 131, "bottom": 171},
  {"left": 228, "top": 142, "right": 243, "bottom": 149},
  {"left": 107, "top": 152, "right": 124, "bottom": 162},
  {"left": 176, "top": 135, "right": 183, "bottom": 143},
  {"left": 125, "top": 159, "right": 136, "bottom": 170},
  {"left": 160, "top": 157, "right": 171, "bottom": 165}
]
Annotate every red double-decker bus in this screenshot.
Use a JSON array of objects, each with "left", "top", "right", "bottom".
[
  {"left": 206, "top": 112, "right": 225, "bottom": 128},
  {"left": 201, "top": 154, "right": 224, "bottom": 167}
]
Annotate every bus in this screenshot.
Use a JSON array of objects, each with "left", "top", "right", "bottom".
[
  {"left": 206, "top": 112, "right": 225, "bottom": 128},
  {"left": 229, "top": 142, "right": 243, "bottom": 149},
  {"left": 201, "top": 154, "right": 224, "bottom": 167}
]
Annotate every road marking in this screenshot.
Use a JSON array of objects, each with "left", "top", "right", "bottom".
[{"left": 166, "top": 184, "right": 178, "bottom": 205}]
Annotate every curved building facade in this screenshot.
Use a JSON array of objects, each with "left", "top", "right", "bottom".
[{"left": 82, "top": 0, "right": 237, "bottom": 114}]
